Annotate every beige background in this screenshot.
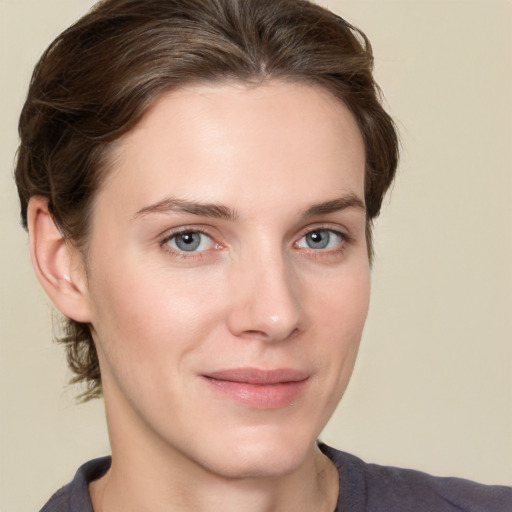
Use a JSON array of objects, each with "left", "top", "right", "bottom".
[{"left": 1, "top": 0, "right": 511, "bottom": 510}]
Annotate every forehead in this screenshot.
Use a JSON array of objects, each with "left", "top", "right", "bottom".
[{"left": 99, "top": 80, "right": 365, "bottom": 216}]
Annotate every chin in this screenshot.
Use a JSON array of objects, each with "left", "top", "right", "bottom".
[{"left": 192, "top": 423, "right": 317, "bottom": 479}]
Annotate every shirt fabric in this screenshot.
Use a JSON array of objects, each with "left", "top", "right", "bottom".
[{"left": 40, "top": 444, "right": 512, "bottom": 511}]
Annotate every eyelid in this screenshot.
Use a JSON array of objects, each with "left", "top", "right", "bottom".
[
  {"left": 161, "top": 226, "right": 207, "bottom": 239},
  {"left": 159, "top": 224, "right": 217, "bottom": 242},
  {"left": 295, "top": 223, "right": 353, "bottom": 243}
]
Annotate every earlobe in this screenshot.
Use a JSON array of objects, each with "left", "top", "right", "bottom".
[{"left": 27, "top": 196, "right": 92, "bottom": 323}]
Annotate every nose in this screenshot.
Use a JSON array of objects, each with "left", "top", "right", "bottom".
[{"left": 226, "top": 252, "right": 303, "bottom": 342}]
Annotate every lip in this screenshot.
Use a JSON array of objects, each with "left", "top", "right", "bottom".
[{"left": 202, "top": 368, "right": 310, "bottom": 409}]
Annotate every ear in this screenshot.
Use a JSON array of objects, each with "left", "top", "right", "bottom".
[{"left": 27, "top": 196, "right": 92, "bottom": 323}]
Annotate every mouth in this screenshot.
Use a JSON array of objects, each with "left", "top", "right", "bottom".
[{"left": 201, "top": 368, "right": 310, "bottom": 409}]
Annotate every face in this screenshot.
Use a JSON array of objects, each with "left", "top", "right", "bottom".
[{"left": 83, "top": 81, "right": 369, "bottom": 479}]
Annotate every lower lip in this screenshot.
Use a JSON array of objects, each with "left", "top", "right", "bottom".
[{"left": 203, "top": 377, "right": 309, "bottom": 409}]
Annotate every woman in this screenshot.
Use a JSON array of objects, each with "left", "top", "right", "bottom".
[{"left": 14, "top": 0, "right": 511, "bottom": 510}]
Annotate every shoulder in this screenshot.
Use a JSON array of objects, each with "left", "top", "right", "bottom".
[
  {"left": 361, "top": 458, "right": 512, "bottom": 512},
  {"left": 39, "top": 457, "right": 111, "bottom": 512},
  {"left": 320, "top": 444, "right": 512, "bottom": 512}
]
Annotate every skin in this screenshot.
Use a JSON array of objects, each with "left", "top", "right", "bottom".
[{"left": 29, "top": 81, "right": 369, "bottom": 512}]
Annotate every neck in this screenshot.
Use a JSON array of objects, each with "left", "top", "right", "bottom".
[{"left": 91, "top": 444, "right": 338, "bottom": 512}]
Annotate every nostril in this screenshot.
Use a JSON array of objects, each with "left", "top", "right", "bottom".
[
  {"left": 243, "top": 329, "right": 267, "bottom": 338},
  {"left": 239, "top": 326, "right": 300, "bottom": 343}
]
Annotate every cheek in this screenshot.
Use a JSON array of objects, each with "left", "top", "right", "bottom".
[
  {"left": 307, "top": 263, "right": 370, "bottom": 377},
  {"left": 87, "top": 257, "right": 228, "bottom": 373},
  {"left": 312, "top": 261, "right": 371, "bottom": 333}
]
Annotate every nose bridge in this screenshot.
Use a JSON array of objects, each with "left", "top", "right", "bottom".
[{"left": 227, "top": 243, "right": 302, "bottom": 341}]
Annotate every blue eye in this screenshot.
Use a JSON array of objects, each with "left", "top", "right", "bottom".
[
  {"left": 166, "top": 231, "right": 214, "bottom": 252},
  {"left": 297, "top": 229, "right": 343, "bottom": 250}
]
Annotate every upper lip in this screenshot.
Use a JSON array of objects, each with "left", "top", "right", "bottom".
[{"left": 204, "top": 367, "right": 310, "bottom": 384}]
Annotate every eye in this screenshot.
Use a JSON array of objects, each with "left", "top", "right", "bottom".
[
  {"left": 165, "top": 231, "right": 215, "bottom": 252},
  {"left": 296, "top": 229, "right": 344, "bottom": 250}
]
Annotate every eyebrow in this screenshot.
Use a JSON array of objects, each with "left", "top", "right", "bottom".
[
  {"left": 301, "top": 193, "right": 366, "bottom": 217},
  {"left": 134, "top": 197, "right": 239, "bottom": 221},
  {"left": 134, "top": 193, "right": 365, "bottom": 221}
]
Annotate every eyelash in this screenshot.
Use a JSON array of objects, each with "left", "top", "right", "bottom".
[{"left": 159, "top": 225, "right": 353, "bottom": 260}]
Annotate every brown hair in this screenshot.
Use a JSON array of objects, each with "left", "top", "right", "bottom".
[{"left": 15, "top": 0, "right": 399, "bottom": 400}]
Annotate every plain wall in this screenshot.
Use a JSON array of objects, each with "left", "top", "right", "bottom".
[{"left": 1, "top": 1, "right": 510, "bottom": 510}]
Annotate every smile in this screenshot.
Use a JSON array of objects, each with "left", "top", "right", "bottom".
[{"left": 202, "top": 368, "right": 310, "bottom": 409}]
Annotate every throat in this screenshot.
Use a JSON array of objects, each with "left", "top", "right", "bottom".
[{"left": 88, "top": 447, "right": 339, "bottom": 512}]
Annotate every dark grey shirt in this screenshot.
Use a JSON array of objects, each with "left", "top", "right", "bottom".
[{"left": 40, "top": 444, "right": 512, "bottom": 511}]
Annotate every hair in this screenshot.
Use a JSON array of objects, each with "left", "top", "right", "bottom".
[{"left": 15, "top": 0, "right": 399, "bottom": 400}]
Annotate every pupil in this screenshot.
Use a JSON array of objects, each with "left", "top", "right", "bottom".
[
  {"left": 307, "top": 230, "right": 329, "bottom": 249},
  {"left": 175, "top": 232, "right": 201, "bottom": 251}
]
